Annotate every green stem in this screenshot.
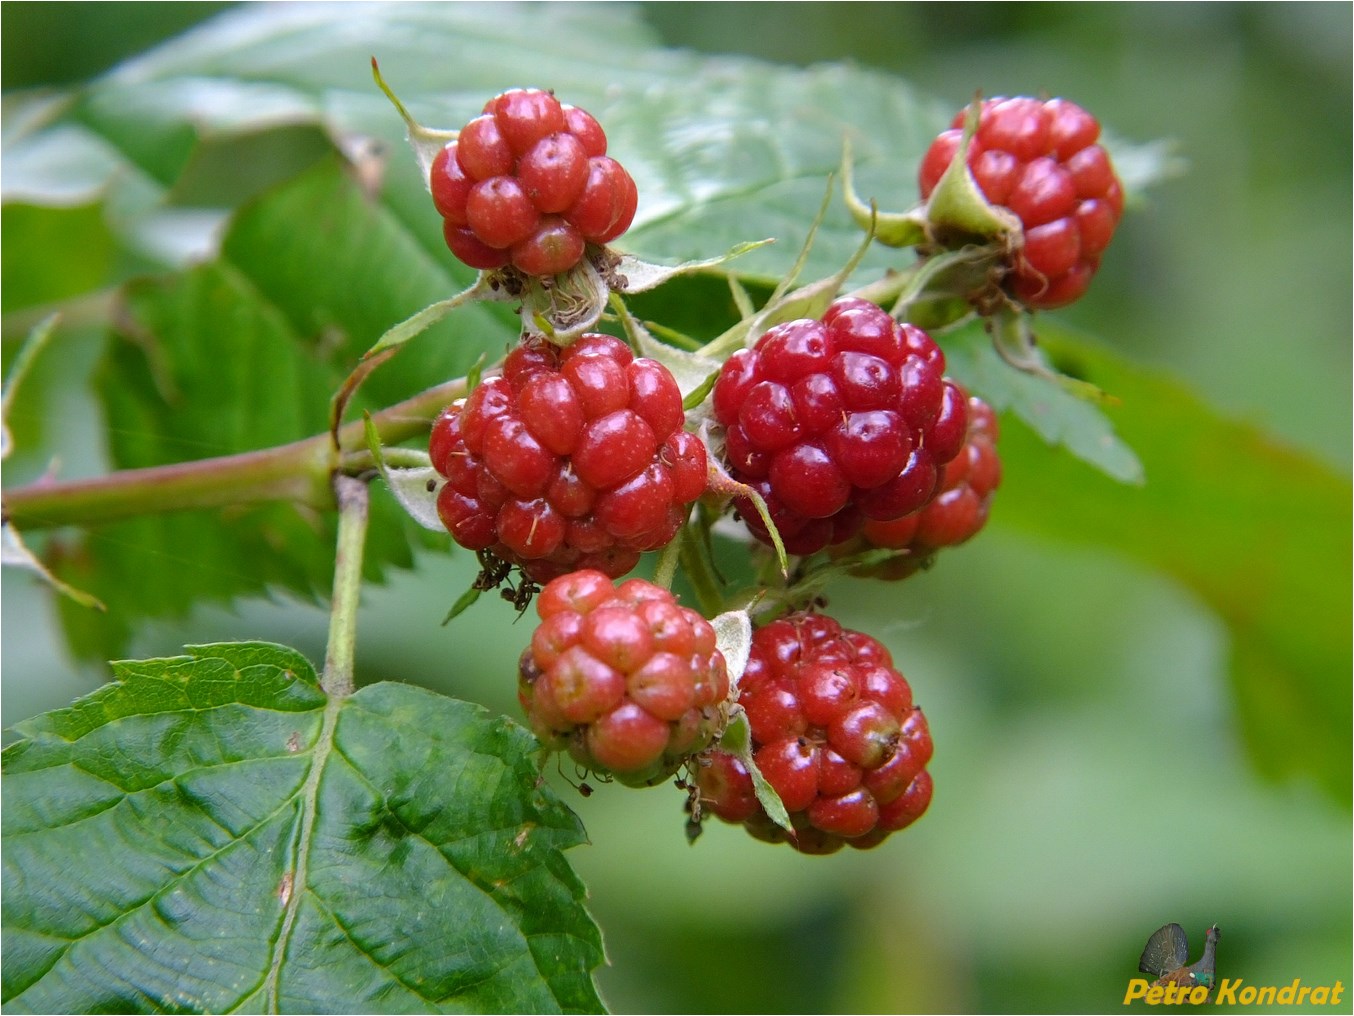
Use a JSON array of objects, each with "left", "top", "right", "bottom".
[
  {"left": 2, "top": 377, "right": 466, "bottom": 531},
  {"left": 677, "top": 519, "right": 726, "bottom": 619},
  {"left": 651, "top": 528, "right": 683, "bottom": 590},
  {"left": 322, "top": 473, "right": 370, "bottom": 699}
]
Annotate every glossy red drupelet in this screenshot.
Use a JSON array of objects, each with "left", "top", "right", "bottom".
[
  {"left": 712, "top": 297, "right": 968, "bottom": 556},
  {"left": 429, "top": 334, "right": 707, "bottom": 583},
  {"left": 851, "top": 391, "right": 1001, "bottom": 579},
  {"left": 430, "top": 88, "right": 638, "bottom": 276},
  {"left": 918, "top": 96, "right": 1124, "bottom": 309},
  {"left": 518, "top": 570, "right": 730, "bottom": 786},
  {"left": 695, "top": 611, "right": 933, "bottom": 853}
]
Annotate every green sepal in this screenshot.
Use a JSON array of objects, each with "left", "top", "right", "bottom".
[
  {"left": 840, "top": 137, "right": 928, "bottom": 248},
  {"left": 682, "top": 370, "right": 721, "bottom": 413},
  {"left": 362, "top": 414, "right": 443, "bottom": 531},
  {"left": 698, "top": 176, "right": 876, "bottom": 364},
  {"left": 370, "top": 57, "right": 458, "bottom": 187},
  {"left": 363, "top": 273, "right": 504, "bottom": 358},
  {"left": 719, "top": 709, "right": 793, "bottom": 834},
  {"left": 441, "top": 583, "right": 483, "bottom": 625},
  {"left": 921, "top": 96, "right": 1022, "bottom": 244},
  {"left": 1, "top": 315, "right": 106, "bottom": 612},
  {"left": 521, "top": 240, "right": 769, "bottom": 348}
]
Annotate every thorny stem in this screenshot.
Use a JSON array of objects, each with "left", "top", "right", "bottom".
[
  {"left": 321, "top": 473, "right": 370, "bottom": 699},
  {"left": 2, "top": 377, "right": 467, "bottom": 531}
]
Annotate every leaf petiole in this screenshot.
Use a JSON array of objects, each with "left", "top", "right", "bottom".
[{"left": 321, "top": 473, "right": 371, "bottom": 699}]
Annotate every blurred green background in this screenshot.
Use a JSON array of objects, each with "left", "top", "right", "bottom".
[{"left": 3, "top": 3, "right": 1349, "bottom": 1013}]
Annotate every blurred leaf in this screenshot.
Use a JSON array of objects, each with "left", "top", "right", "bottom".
[
  {"left": 214, "top": 157, "right": 511, "bottom": 403},
  {"left": 941, "top": 322, "right": 1145, "bottom": 483},
  {"left": 1, "top": 641, "right": 603, "bottom": 1014},
  {"left": 42, "top": 252, "right": 369, "bottom": 659},
  {"left": 992, "top": 326, "right": 1352, "bottom": 803},
  {"left": 1, "top": 202, "right": 117, "bottom": 312},
  {"left": 4, "top": 4, "right": 1165, "bottom": 284}
]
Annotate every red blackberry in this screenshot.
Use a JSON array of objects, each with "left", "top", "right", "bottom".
[
  {"left": 844, "top": 391, "right": 1001, "bottom": 579},
  {"left": 429, "top": 334, "right": 707, "bottom": 583},
  {"left": 712, "top": 297, "right": 968, "bottom": 555},
  {"left": 919, "top": 96, "right": 1124, "bottom": 309},
  {"left": 518, "top": 570, "right": 730, "bottom": 786},
  {"left": 429, "top": 88, "right": 638, "bottom": 276},
  {"left": 695, "top": 611, "right": 933, "bottom": 853}
]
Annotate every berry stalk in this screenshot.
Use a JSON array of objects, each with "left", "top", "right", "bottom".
[
  {"left": 2, "top": 377, "right": 468, "bottom": 531},
  {"left": 322, "top": 473, "right": 371, "bottom": 699}
]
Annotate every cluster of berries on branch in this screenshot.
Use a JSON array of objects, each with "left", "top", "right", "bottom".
[{"left": 390, "top": 81, "right": 1125, "bottom": 853}]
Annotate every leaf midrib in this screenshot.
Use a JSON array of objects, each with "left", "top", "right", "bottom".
[{"left": 258, "top": 693, "right": 340, "bottom": 1013}]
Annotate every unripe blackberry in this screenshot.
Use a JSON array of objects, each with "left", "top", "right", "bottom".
[
  {"left": 713, "top": 298, "right": 968, "bottom": 555},
  {"left": 696, "top": 611, "right": 933, "bottom": 853},
  {"left": 919, "top": 96, "right": 1124, "bottom": 309},
  {"left": 841, "top": 391, "right": 1001, "bottom": 580},
  {"left": 430, "top": 335, "right": 707, "bottom": 583},
  {"left": 518, "top": 570, "right": 730, "bottom": 786},
  {"left": 429, "top": 89, "right": 638, "bottom": 276}
]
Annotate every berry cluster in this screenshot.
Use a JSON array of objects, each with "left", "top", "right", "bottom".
[
  {"left": 713, "top": 297, "right": 968, "bottom": 555},
  {"left": 696, "top": 612, "right": 933, "bottom": 853},
  {"left": 396, "top": 83, "right": 1123, "bottom": 857},
  {"left": 430, "top": 88, "right": 638, "bottom": 276},
  {"left": 518, "top": 570, "right": 730, "bottom": 786},
  {"left": 430, "top": 334, "right": 707, "bottom": 584},
  {"left": 842, "top": 391, "right": 1001, "bottom": 579},
  {"left": 919, "top": 96, "right": 1124, "bottom": 309}
]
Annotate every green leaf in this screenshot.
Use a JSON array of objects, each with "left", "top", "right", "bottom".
[
  {"left": 1, "top": 641, "right": 604, "bottom": 1014},
  {"left": 4, "top": 5, "right": 1166, "bottom": 284},
  {"left": 940, "top": 322, "right": 1145, "bottom": 485},
  {"left": 992, "top": 326, "right": 1352, "bottom": 803},
  {"left": 1, "top": 202, "right": 118, "bottom": 312}
]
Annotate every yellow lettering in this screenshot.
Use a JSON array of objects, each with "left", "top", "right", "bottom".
[
  {"left": 1311, "top": 985, "right": 1330, "bottom": 1005},
  {"left": 1123, "top": 979, "right": 1150, "bottom": 1003},
  {"left": 1214, "top": 978, "right": 1239, "bottom": 1005},
  {"left": 1239, "top": 985, "right": 1257, "bottom": 1004},
  {"left": 1296, "top": 986, "right": 1312, "bottom": 1005},
  {"left": 1146, "top": 985, "right": 1165, "bottom": 1004},
  {"left": 1256, "top": 984, "right": 1277, "bottom": 1005},
  {"left": 1277, "top": 978, "right": 1300, "bottom": 1004},
  {"left": 1187, "top": 985, "right": 1208, "bottom": 1005},
  {"left": 1333, "top": 981, "right": 1345, "bottom": 1005}
]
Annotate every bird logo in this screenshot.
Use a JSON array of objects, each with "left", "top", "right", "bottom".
[{"left": 1138, "top": 923, "right": 1221, "bottom": 996}]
